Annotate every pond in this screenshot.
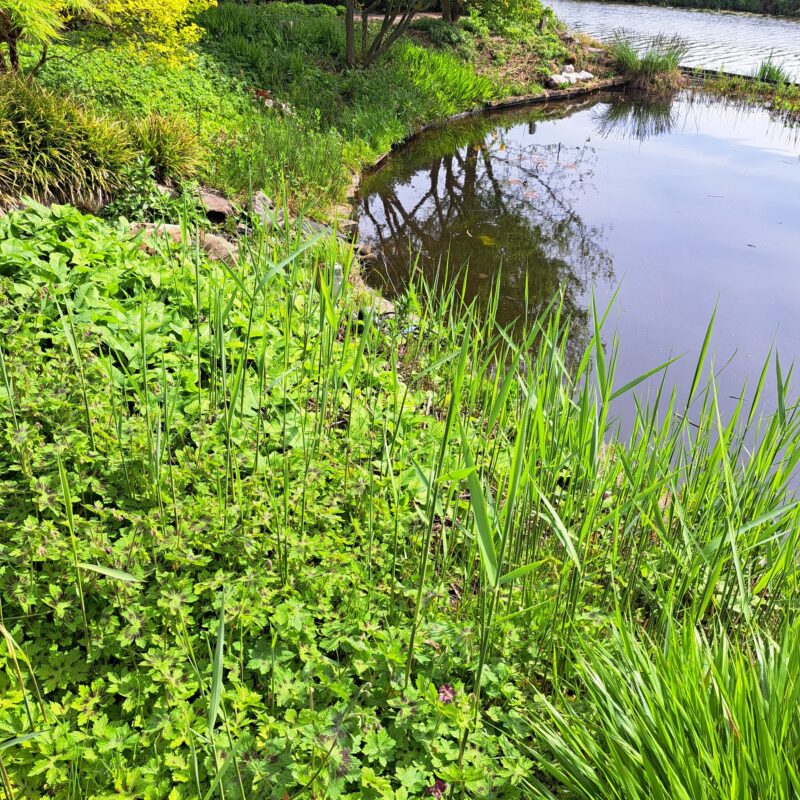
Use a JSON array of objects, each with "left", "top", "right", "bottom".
[
  {"left": 356, "top": 92, "right": 800, "bottom": 420},
  {"left": 547, "top": 0, "right": 800, "bottom": 80}
]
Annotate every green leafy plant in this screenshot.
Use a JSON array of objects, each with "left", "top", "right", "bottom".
[{"left": 103, "top": 157, "right": 201, "bottom": 222}]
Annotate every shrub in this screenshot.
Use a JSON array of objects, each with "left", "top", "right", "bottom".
[
  {"left": 411, "top": 16, "right": 476, "bottom": 57},
  {"left": 131, "top": 112, "right": 203, "bottom": 183},
  {"left": 0, "top": 76, "right": 131, "bottom": 210}
]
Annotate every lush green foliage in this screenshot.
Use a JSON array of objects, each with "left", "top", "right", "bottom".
[
  {"left": 0, "top": 75, "right": 205, "bottom": 212},
  {"left": 1, "top": 203, "right": 800, "bottom": 796},
  {"left": 21, "top": 0, "right": 585, "bottom": 212},
  {"left": 0, "top": 75, "right": 131, "bottom": 209}
]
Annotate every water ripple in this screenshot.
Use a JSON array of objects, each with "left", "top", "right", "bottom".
[{"left": 547, "top": 0, "right": 800, "bottom": 80}]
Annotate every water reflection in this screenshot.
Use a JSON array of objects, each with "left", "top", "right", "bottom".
[
  {"left": 593, "top": 95, "right": 679, "bottom": 141},
  {"left": 356, "top": 91, "right": 800, "bottom": 421},
  {"left": 359, "top": 102, "right": 615, "bottom": 343}
]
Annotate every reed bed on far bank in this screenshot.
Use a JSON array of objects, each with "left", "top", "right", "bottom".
[{"left": 1, "top": 202, "right": 799, "bottom": 797}]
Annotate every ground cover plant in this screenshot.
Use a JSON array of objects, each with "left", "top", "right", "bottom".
[{"left": 1, "top": 202, "right": 799, "bottom": 797}]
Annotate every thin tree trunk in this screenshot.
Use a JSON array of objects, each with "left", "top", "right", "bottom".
[
  {"left": 28, "top": 44, "right": 50, "bottom": 79},
  {"left": 7, "top": 30, "right": 19, "bottom": 72},
  {"left": 345, "top": 0, "right": 356, "bottom": 67}
]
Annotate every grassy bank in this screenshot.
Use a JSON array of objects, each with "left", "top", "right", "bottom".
[
  {"left": 1, "top": 201, "right": 799, "bottom": 798},
  {"left": 697, "top": 70, "right": 800, "bottom": 121},
  {"left": 15, "top": 3, "right": 607, "bottom": 217}
]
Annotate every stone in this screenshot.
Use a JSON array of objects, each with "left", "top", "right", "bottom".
[
  {"left": 197, "top": 190, "right": 234, "bottom": 223},
  {"left": 355, "top": 242, "right": 374, "bottom": 260},
  {"left": 576, "top": 70, "right": 595, "bottom": 81},
  {"left": 130, "top": 222, "right": 238, "bottom": 264},
  {"left": 548, "top": 74, "right": 571, "bottom": 88},
  {"left": 155, "top": 183, "right": 179, "bottom": 199},
  {"left": 200, "top": 232, "right": 237, "bottom": 265},
  {"left": 564, "top": 64, "right": 576, "bottom": 73},
  {"left": 251, "top": 191, "right": 283, "bottom": 227},
  {"left": 251, "top": 190, "right": 273, "bottom": 218}
]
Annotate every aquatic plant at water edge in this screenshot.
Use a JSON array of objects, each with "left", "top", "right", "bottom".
[
  {"left": 753, "top": 54, "right": 791, "bottom": 84},
  {"left": 610, "top": 33, "right": 688, "bottom": 88}
]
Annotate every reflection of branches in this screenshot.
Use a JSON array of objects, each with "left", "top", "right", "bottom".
[
  {"left": 593, "top": 94, "right": 679, "bottom": 141},
  {"left": 357, "top": 112, "right": 614, "bottom": 355}
]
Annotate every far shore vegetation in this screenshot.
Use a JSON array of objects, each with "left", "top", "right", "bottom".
[{"left": 564, "top": 0, "right": 799, "bottom": 17}]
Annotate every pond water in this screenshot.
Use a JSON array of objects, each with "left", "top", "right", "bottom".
[
  {"left": 356, "top": 92, "right": 800, "bottom": 419},
  {"left": 547, "top": 0, "right": 800, "bottom": 80}
]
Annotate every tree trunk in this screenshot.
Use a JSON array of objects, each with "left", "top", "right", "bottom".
[
  {"left": 7, "top": 29, "right": 19, "bottom": 72},
  {"left": 442, "top": 0, "right": 454, "bottom": 22},
  {"left": 345, "top": 0, "right": 356, "bottom": 67}
]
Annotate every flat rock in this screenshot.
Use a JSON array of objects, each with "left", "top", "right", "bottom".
[
  {"left": 198, "top": 190, "right": 235, "bottom": 223},
  {"left": 548, "top": 74, "right": 571, "bottom": 88}
]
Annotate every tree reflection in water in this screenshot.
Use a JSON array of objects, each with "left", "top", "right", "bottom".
[{"left": 356, "top": 102, "right": 615, "bottom": 353}]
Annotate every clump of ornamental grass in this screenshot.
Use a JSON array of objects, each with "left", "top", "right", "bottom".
[
  {"left": 0, "top": 75, "right": 132, "bottom": 210},
  {"left": 611, "top": 34, "right": 688, "bottom": 90},
  {"left": 130, "top": 112, "right": 203, "bottom": 184}
]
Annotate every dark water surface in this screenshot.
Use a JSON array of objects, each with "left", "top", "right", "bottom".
[
  {"left": 356, "top": 93, "right": 800, "bottom": 419},
  {"left": 547, "top": 0, "right": 800, "bottom": 80}
]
